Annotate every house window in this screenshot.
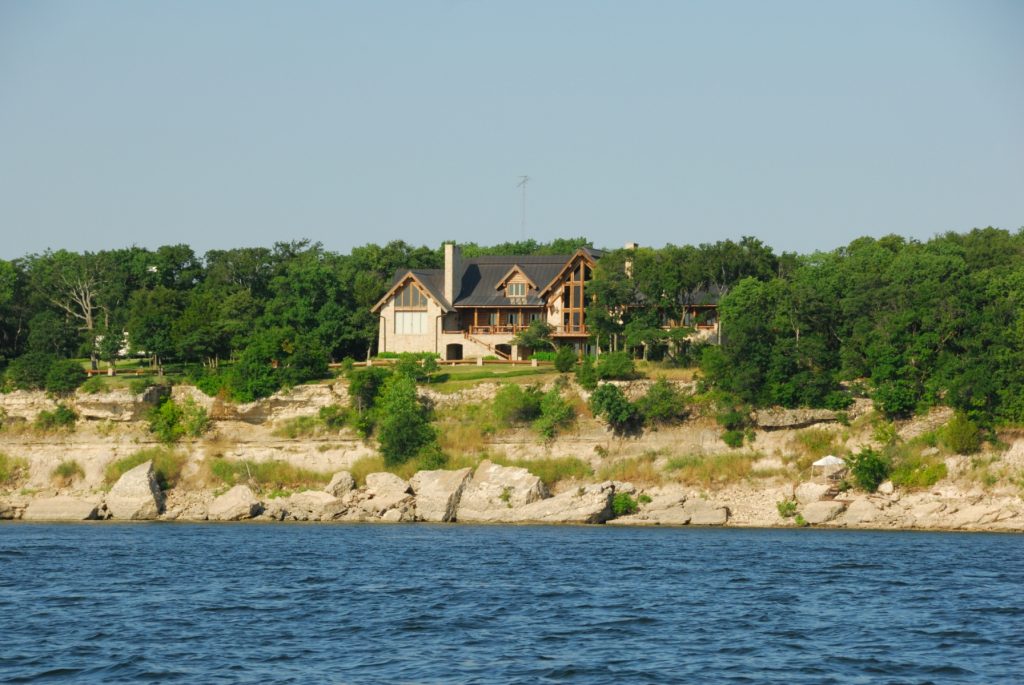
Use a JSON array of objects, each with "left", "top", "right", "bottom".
[
  {"left": 488, "top": 312, "right": 498, "bottom": 326},
  {"left": 395, "top": 283, "right": 428, "bottom": 310},
  {"left": 507, "top": 282, "right": 526, "bottom": 298},
  {"left": 530, "top": 312, "right": 542, "bottom": 322},
  {"left": 394, "top": 311, "right": 427, "bottom": 334},
  {"left": 507, "top": 312, "right": 519, "bottom": 326}
]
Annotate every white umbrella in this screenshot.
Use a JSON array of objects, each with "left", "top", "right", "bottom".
[{"left": 812, "top": 455, "right": 846, "bottom": 467}]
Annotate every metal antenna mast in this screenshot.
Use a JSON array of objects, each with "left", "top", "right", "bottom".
[{"left": 516, "top": 175, "right": 529, "bottom": 240}]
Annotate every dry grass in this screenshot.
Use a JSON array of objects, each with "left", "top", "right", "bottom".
[
  {"left": 205, "top": 457, "right": 332, "bottom": 494},
  {"left": 634, "top": 363, "right": 697, "bottom": 381},
  {"left": 104, "top": 447, "right": 187, "bottom": 490},
  {"left": 665, "top": 452, "right": 757, "bottom": 487},
  {"left": 489, "top": 456, "right": 593, "bottom": 489},
  {"left": 786, "top": 428, "right": 845, "bottom": 473},
  {"left": 0, "top": 452, "right": 30, "bottom": 488},
  {"left": 596, "top": 453, "right": 665, "bottom": 486},
  {"left": 51, "top": 460, "right": 84, "bottom": 488}
]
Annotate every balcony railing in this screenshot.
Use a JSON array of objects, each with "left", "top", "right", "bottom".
[{"left": 466, "top": 325, "right": 530, "bottom": 336}]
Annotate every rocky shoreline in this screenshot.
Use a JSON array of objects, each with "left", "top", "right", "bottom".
[{"left": 2, "top": 383, "right": 1023, "bottom": 532}]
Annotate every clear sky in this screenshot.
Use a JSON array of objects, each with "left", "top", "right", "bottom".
[{"left": 1, "top": 0, "right": 1021, "bottom": 258}]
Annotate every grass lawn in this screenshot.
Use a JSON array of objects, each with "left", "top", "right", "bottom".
[{"left": 426, "top": 365, "right": 562, "bottom": 392}]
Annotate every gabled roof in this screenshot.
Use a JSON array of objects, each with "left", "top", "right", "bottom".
[
  {"left": 371, "top": 269, "right": 451, "bottom": 313},
  {"left": 537, "top": 248, "right": 602, "bottom": 297},
  {"left": 495, "top": 265, "right": 537, "bottom": 290},
  {"left": 375, "top": 247, "right": 605, "bottom": 311}
]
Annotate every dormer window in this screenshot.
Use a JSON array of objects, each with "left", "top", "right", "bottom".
[{"left": 507, "top": 282, "right": 526, "bottom": 298}]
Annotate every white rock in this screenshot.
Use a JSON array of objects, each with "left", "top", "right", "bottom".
[
  {"left": 324, "top": 471, "right": 356, "bottom": 497},
  {"left": 106, "top": 460, "right": 163, "bottom": 520},
  {"left": 23, "top": 496, "right": 102, "bottom": 521},
  {"left": 363, "top": 472, "right": 414, "bottom": 514},
  {"left": 877, "top": 480, "right": 895, "bottom": 495},
  {"left": 278, "top": 490, "right": 346, "bottom": 521},
  {"left": 513, "top": 482, "right": 614, "bottom": 524},
  {"left": 456, "top": 460, "right": 549, "bottom": 523},
  {"left": 683, "top": 498, "right": 730, "bottom": 526},
  {"left": 208, "top": 485, "right": 262, "bottom": 521},
  {"left": 795, "top": 482, "right": 830, "bottom": 504},
  {"left": 410, "top": 468, "right": 473, "bottom": 522},
  {"left": 802, "top": 500, "right": 846, "bottom": 524},
  {"left": 843, "top": 497, "right": 881, "bottom": 525}
]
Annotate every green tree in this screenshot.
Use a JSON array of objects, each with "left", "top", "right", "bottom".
[{"left": 376, "top": 374, "right": 435, "bottom": 466}]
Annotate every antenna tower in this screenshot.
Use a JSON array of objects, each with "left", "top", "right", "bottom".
[{"left": 516, "top": 175, "right": 529, "bottom": 240}]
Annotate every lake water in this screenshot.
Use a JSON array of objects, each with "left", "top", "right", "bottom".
[{"left": 1, "top": 524, "right": 1022, "bottom": 684}]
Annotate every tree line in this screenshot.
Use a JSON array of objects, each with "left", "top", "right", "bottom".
[{"left": 1, "top": 227, "right": 1021, "bottom": 424}]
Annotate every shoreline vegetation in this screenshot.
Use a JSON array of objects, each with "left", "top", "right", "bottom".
[{"left": 2, "top": 229, "right": 1023, "bottom": 529}]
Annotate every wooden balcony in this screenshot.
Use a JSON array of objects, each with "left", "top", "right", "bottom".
[
  {"left": 551, "top": 325, "right": 588, "bottom": 337},
  {"left": 466, "top": 325, "right": 529, "bottom": 336}
]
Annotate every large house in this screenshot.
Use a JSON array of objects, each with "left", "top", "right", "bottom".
[{"left": 372, "top": 243, "right": 719, "bottom": 361}]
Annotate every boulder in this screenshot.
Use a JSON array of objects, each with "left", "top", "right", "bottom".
[
  {"left": 513, "top": 482, "right": 615, "bottom": 524},
  {"left": 277, "top": 490, "right": 346, "bottom": 521},
  {"left": 457, "top": 460, "right": 549, "bottom": 523},
  {"left": 795, "top": 482, "right": 830, "bottom": 504},
  {"left": 106, "top": 460, "right": 163, "bottom": 520},
  {"left": 342, "top": 472, "right": 414, "bottom": 520},
  {"left": 208, "top": 485, "right": 262, "bottom": 521},
  {"left": 801, "top": 500, "right": 846, "bottom": 525},
  {"left": 324, "top": 471, "right": 356, "bottom": 498},
  {"left": 75, "top": 386, "right": 167, "bottom": 422},
  {"left": 410, "top": 468, "right": 473, "bottom": 522},
  {"left": 683, "top": 498, "right": 730, "bottom": 526},
  {"left": 23, "top": 496, "right": 102, "bottom": 521},
  {"left": 843, "top": 497, "right": 881, "bottom": 525},
  {"left": 607, "top": 488, "right": 690, "bottom": 526},
  {"left": 0, "top": 499, "right": 24, "bottom": 520},
  {"left": 877, "top": 480, "right": 895, "bottom": 496}
]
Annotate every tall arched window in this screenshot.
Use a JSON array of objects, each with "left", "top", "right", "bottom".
[{"left": 394, "top": 283, "right": 428, "bottom": 334}]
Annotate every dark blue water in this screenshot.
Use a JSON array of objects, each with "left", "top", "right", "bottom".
[{"left": 1, "top": 525, "right": 1022, "bottom": 684}]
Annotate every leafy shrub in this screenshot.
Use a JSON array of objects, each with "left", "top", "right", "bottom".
[
  {"left": 554, "top": 346, "right": 577, "bottom": 373},
  {"left": 823, "top": 390, "right": 854, "bottom": 410},
  {"left": 34, "top": 404, "right": 78, "bottom": 431},
  {"left": 129, "top": 377, "right": 157, "bottom": 395},
  {"left": 873, "top": 380, "right": 917, "bottom": 419},
  {"left": 273, "top": 415, "right": 320, "bottom": 439},
  {"left": 533, "top": 388, "right": 575, "bottom": 439},
  {"left": 638, "top": 493, "right": 652, "bottom": 504},
  {"left": 105, "top": 447, "right": 185, "bottom": 490},
  {"left": 347, "top": 366, "right": 393, "bottom": 413},
  {"left": 493, "top": 384, "right": 543, "bottom": 426},
  {"left": 721, "top": 430, "right": 744, "bottom": 448},
  {"left": 148, "top": 397, "right": 209, "bottom": 443},
  {"left": 611, "top": 492, "right": 639, "bottom": 516},
  {"left": 318, "top": 404, "right": 350, "bottom": 431},
  {"left": 794, "top": 513, "right": 809, "bottom": 527},
  {"left": 589, "top": 383, "right": 641, "bottom": 436},
  {"left": 848, "top": 447, "right": 891, "bottom": 492},
  {"left": 79, "top": 376, "right": 107, "bottom": 394},
  {"left": 44, "top": 360, "right": 86, "bottom": 394},
  {"left": 0, "top": 452, "right": 29, "bottom": 487},
  {"left": 776, "top": 499, "right": 798, "bottom": 518},
  {"left": 716, "top": 407, "right": 750, "bottom": 432},
  {"left": 595, "top": 351, "right": 637, "bottom": 381},
  {"left": 376, "top": 374, "right": 436, "bottom": 466},
  {"left": 394, "top": 352, "right": 438, "bottom": 382},
  {"left": 530, "top": 350, "right": 557, "bottom": 362},
  {"left": 942, "top": 413, "right": 981, "bottom": 454},
  {"left": 636, "top": 378, "right": 689, "bottom": 426},
  {"left": 51, "top": 460, "right": 84, "bottom": 487},
  {"left": 6, "top": 351, "right": 56, "bottom": 390},
  {"left": 575, "top": 355, "right": 597, "bottom": 390}
]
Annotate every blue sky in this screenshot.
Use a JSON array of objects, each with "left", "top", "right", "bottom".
[{"left": 1, "top": 0, "right": 1021, "bottom": 258}]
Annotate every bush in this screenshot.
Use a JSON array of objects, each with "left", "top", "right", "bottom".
[
  {"left": 589, "top": 383, "right": 641, "bottom": 436},
  {"left": 0, "top": 452, "right": 29, "bottom": 487},
  {"left": 34, "top": 404, "right": 77, "bottom": 431},
  {"left": 533, "top": 388, "right": 575, "bottom": 440},
  {"left": 611, "top": 492, "right": 639, "bottom": 516},
  {"left": 493, "top": 384, "right": 544, "bottom": 426},
  {"left": 273, "top": 415, "right": 320, "bottom": 439},
  {"left": 530, "top": 351, "right": 557, "bottom": 362},
  {"left": 575, "top": 355, "right": 597, "bottom": 390},
  {"left": 595, "top": 351, "right": 637, "bottom": 381},
  {"left": 51, "top": 460, "right": 84, "bottom": 487},
  {"left": 776, "top": 499, "right": 798, "bottom": 518},
  {"left": 394, "top": 353, "right": 438, "bottom": 382},
  {"left": 129, "top": 377, "right": 157, "bottom": 395},
  {"left": 873, "top": 380, "right": 917, "bottom": 419},
  {"left": 318, "top": 404, "right": 350, "bottom": 431},
  {"left": 207, "top": 457, "right": 331, "bottom": 491},
  {"left": 942, "top": 413, "right": 981, "bottom": 454},
  {"left": 823, "top": 390, "right": 854, "bottom": 410},
  {"left": 44, "top": 360, "right": 86, "bottom": 394},
  {"left": 848, "top": 447, "right": 891, "bottom": 492},
  {"left": 347, "top": 366, "right": 393, "bottom": 413},
  {"left": 148, "top": 397, "right": 209, "bottom": 443},
  {"left": 6, "top": 352, "right": 56, "bottom": 390},
  {"left": 554, "top": 346, "right": 577, "bottom": 373},
  {"left": 636, "top": 378, "right": 688, "bottom": 426},
  {"left": 105, "top": 447, "right": 186, "bottom": 490},
  {"left": 79, "top": 376, "right": 107, "bottom": 394},
  {"left": 721, "top": 430, "right": 744, "bottom": 448},
  {"left": 376, "top": 374, "right": 436, "bottom": 466}
]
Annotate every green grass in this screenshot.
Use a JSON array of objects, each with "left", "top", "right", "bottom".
[
  {"left": 665, "top": 452, "right": 757, "bottom": 487},
  {"left": 33, "top": 404, "right": 78, "bottom": 432},
  {"left": 51, "top": 460, "right": 85, "bottom": 486},
  {"left": 0, "top": 452, "right": 30, "bottom": 487},
  {"left": 104, "top": 447, "right": 186, "bottom": 490},
  {"left": 489, "top": 456, "right": 593, "bottom": 489},
  {"left": 207, "top": 457, "right": 332, "bottom": 493},
  {"left": 426, "top": 366, "right": 558, "bottom": 393}
]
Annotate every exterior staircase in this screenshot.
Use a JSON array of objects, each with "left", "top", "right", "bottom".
[{"left": 463, "top": 331, "right": 511, "bottom": 360}]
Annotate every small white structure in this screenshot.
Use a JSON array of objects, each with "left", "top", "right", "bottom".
[{"left": 812, "top": 455, "right": 847, "bottom": 481}]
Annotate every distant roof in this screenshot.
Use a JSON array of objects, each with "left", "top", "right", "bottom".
[{"left": 380, "top": 248, "right": 603, "bottom": 309}]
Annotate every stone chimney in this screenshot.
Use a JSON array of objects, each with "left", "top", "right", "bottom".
[{"left": 444, "top": 243, "right": 461, "bottom": 306}]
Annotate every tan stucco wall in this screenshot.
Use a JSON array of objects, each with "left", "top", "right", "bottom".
[{"left": 377, "top": 296, "right": 447, "bottom": 356}]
